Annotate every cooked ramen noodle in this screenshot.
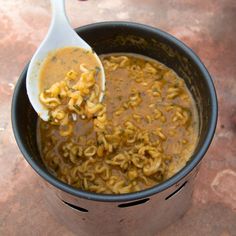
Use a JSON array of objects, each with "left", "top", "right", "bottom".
[{"left": 37, "top": 48, "right": 199, "bottom": 194}]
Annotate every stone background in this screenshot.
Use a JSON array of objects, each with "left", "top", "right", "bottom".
[{"left": 0, "top": 0, "right": 235, "bottom": 235}]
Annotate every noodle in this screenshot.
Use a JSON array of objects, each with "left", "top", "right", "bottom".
[{"left": 37, "top": 51, "right": 199, "bottom": 194}]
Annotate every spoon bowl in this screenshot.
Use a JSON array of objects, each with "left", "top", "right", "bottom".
[{"left": 26, "top": 0, "right": 105, "bottom": 121}]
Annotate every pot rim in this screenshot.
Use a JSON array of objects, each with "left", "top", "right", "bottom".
[{"left": 11, "top": 21, "right": 218, "bottom": 202}]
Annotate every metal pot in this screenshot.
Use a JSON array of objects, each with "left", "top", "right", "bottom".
[{"left": 11, "top": 22, "right": 217, "bottom": 236}]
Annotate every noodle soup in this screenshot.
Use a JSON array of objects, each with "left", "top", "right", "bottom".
[{"left": 37, "top": 49, "right": 198, "bottom": 194}]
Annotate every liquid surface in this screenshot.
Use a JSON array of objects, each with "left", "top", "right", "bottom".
[
  {"left": 37, "top": 52, "right": 199, "bottom": 194},
  {"left": 39, "top": 47, "right": 101, "bottom": 91}
]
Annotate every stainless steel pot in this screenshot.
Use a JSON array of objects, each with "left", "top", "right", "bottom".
[{"left": 11, "top": 22, "right": 217, "bottom": 236}]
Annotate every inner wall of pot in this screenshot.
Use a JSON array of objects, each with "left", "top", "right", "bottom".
[{"left": 15, "top": 25, "right": 210, "bottom": 185}]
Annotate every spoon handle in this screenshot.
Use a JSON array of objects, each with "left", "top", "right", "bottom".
[{"left": 49, "top": 0, "right": 71, "bottom": 35}]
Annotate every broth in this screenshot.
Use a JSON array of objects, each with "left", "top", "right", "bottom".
[
  {"left": 37, "top": 51, "right": 199, "bottom": 194},
  {"left": 39, "top": 47, "right": 101, "bottom": 91}
]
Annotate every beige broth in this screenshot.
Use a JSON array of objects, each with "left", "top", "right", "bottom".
[
  {"left": 39, "top": 47, "right": 101, "bottom": 91},
  {"left": 37, "top": 51, "right": 199, "bottom": 194}
]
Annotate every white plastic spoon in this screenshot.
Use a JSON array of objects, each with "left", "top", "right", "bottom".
[{"left": 26, "top": 0, "right": 105, "bottom": 121}]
